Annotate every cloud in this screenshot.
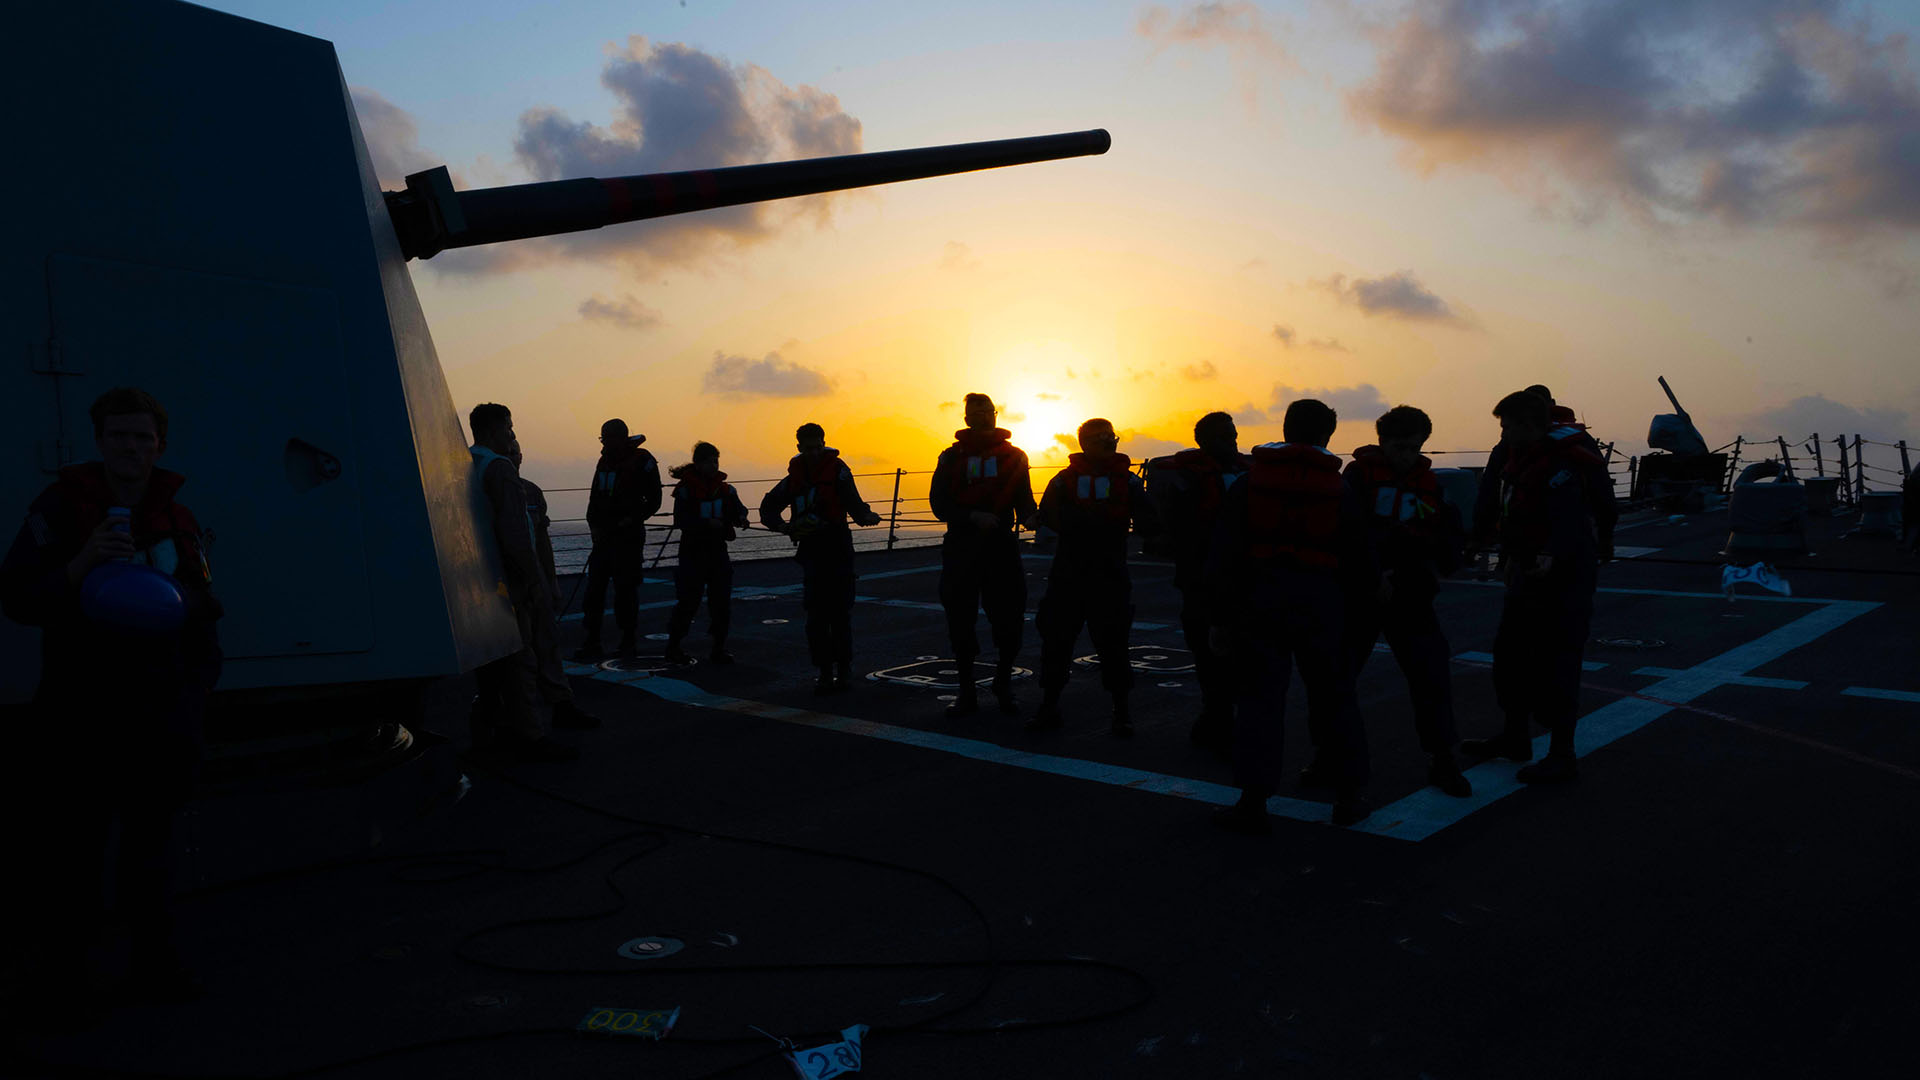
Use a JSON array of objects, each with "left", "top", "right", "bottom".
[
  {"left": 1231, "top": 401, "right": 1275, "bottom": 427},
  {"left": 700, "top": 351, "right": 832, "bottom": 397},
  {"left": 1268, "top": 383, "right": 1390, "bottom": 423},
  {"left": 1182, "top": 360, "right": 1219, "bottom": 381},
  {"left": 939, "top": 241, "right": 980, "bottom": 271},
  {"left": 351, "top": 87, "right": 463, "bottom": 191},
  {"left": 435, "top": 37, "right": 861, "bottom": 274},
  {"left": 1347, "top": 0, "right": 1920, "bottom": 235},
  {"left": 1036, "top": 392, "right": 1064, "bottom": 401},
  {"left": 1120, "top": 430, "right": 1189, "bottom": 458},
  {"left": 1138, "top": 2, "right": 1295, "bottom": 110},
  {"left": 1314, "top": 271, "right": 1465, "bottom": 324},
  {"left": 1740, "top": 394, "right": 1910, "bottom": 441},
  {"left": 1002, "top": 410, "right": 1029, "bottom": 423},
  {"left": 1272, "top": 324, "right": 1352, "bottom": 351},
  {"left": 578, "top": 294, "right": 663, "bottom": 330}
]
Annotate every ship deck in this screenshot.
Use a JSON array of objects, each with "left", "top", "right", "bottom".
[{"left": 9, "top": 507, "right": 1919, "bottom": 1079}]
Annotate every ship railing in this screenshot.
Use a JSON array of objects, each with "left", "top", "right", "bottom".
[{"left": 533, "top": 438, "right": 1912, "bottom": 572}]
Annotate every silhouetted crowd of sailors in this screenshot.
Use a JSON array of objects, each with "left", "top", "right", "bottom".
[{"left": 465, "top": 383, "right": 1617, "bottom": 830}]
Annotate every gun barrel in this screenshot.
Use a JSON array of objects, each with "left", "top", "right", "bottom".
[
  {"left": 1657, "top": 375, "right": 1686, "bottom": 415},
  {"left": 389, "top": 129, "right": 1111, "bottom": 259}
]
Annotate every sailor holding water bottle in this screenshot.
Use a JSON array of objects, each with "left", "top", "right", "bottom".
[{"left": 1, "top": 387, "right": 222, "bottom": 1011}]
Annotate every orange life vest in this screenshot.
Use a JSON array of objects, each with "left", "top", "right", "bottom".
[
  {"left": 786, "top": 452, "right": 845, "bottom": 524},
  {"left": 1245, "top": 443, "right": 1344, "bottom": 569},
  {"left": 947, "top": 428, "right": 1025, "bottom": 513},
  {"left": 1168, "top": 448, "right": 1249, "bottom": 522},
  {"left": 1346, "top": 445, "right": 1443, "bottom": 529},
  {"left": 1057, "top": 452, "right": 1134, "bottom": 524}
]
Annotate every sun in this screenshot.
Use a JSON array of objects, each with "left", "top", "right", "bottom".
[{"left": 1012, "top": 395, "right": 1079, "bottom": 450}]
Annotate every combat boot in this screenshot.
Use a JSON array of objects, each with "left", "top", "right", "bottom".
[
  {"left": 1428, "top": 753, "right": 1472, "bottom": 797},
  {"left": 991, "top": 663, "right": 1018, "bottom": 714},
  {"left": 1331, "top": 790, "right": 1372, "bottom": 827}
]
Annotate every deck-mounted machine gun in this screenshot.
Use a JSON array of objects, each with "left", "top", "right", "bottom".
[{"left": 1633, "top": 376, "right": 1723, "bottom": 510}]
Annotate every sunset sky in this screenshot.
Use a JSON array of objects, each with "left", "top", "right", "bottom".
[{"left": 209, "top": 0, "right": 1920, "bottom": 492}]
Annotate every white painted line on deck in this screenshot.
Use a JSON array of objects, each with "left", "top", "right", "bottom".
[
  {"left": 1611, "top": 546, "right": 1662, "bottom": 559},
  {"left": 1633, "top": 667, "right": 1809, "bottom": 690},
  {"left": 1450, "top": 579, "right": 1829, "bottom": 604},
  {"left": 627, "top": 675, "right": 1352, "bottom": 831},
  {"left": 1358, "top": 598, "right": 1880, "bottom": 841},
  {"left": 1841, "top": 686, "right": 1920, "bottom": 703},
  {"left": 561, "top": 579, "right": 1883, "bottom": 844},
  {"left": 1453, "top": 650, "right": 1607, "bottom": 672},
  {"left": 852, "top": 595, "right": 1170, "bottom": 632}
]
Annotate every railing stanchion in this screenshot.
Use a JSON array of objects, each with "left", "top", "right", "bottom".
[
  {"left": 1811, "top": 434, "right": 1823, "bottom": 476},
  {"left": 1777, "top": 436, "right": 1794, "bottom": 481},
  {"left": 1726, "top": 436, "right": 1742, "bottom": 492},
  {"left": 1900, "top": 440, "right": 1912, "bottom": 479},
  {"left": 648, "top": 525, "right": 677, "bottom": 570},
  {"left": 887, "top": 468, "right": 903, "bottom": 551},
  {"left": 1834, "top": 436, "right": 1851, "bottom": 505},
  {"left": 1855, "top": 434, "right": 1867, "bottom": 498},
  {"left": 1628, "top": 455, "right": 1638, "bottom": 499}
]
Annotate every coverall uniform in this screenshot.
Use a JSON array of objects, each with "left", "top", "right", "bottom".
[
  {"left": 666, "top": 471, "right": 750, "bottom": 655},
  {"left": 929, "top": 427, "right": 1035, "bottom": 698},
  {"left": 520, "top": 475, "right": 582, "bottom": 715},
  {"left": 1208, "top": 442, "right": 1372, "bottom": 801},
  {"left": 582, "top": 436, "right": 662, "bottom": 651},
  {"left": 1034, "top": 453, "right": 1158, "bottom": 709},
  {"left": 759, "top": 449, "right": 877, "bottom": 676},
  {"left": 1152, "top": 447, "right": 1249, "bottom": 745},
  {"left": 1341, "top": 445, "right": 1464, "bottom": 758},
  {"left": 1476, "top": 406, "right": 1614, "bottom": 555},
  {"left": 1488, "top": 432, "right": 1609, "bottom": 754},
  {"left": 1, "top": 462, "right": 222, "bottom": 994},
  {"left": 471, "top": 445, "right": 545, "bottom": 746}
]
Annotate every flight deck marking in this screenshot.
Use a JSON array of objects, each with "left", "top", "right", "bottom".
[
  {"left": 1840, "top": 687, "right": 1920, "bottom": 703},
  {"left": 584, "top": 598, "right": 1882, "bottom": 839},
  {"left": 626, "top": 676, "right": 1344, "bottom": 830},
  {"left": 1453, "top": 650, "right": 1607, "bottom": 672},
  {"left": 1354, "top": 598, "right": 1880, "bottom": 841},
  {"left": 1632, "top": 667, "right": 1809, "bottom": 690}
]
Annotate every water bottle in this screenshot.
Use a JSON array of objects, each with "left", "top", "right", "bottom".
[{"left": 107, "top": 506, "right": 133, "bottom": 561}]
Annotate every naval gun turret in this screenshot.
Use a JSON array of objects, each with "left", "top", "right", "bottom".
[
  {"left": 6, "top": 0, "right": 1110, "bottom": 715},
  {"left": 1631, "top": 376, "right": 1725, "bottom": 509}
]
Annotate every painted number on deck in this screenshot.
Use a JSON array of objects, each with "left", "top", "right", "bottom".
[
  {"left": 785, "top": 1023, "right": 868, "bottom": 1079},
  {"left": 577, "top": 1005, "right": 680, "bottom": 1039}
]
